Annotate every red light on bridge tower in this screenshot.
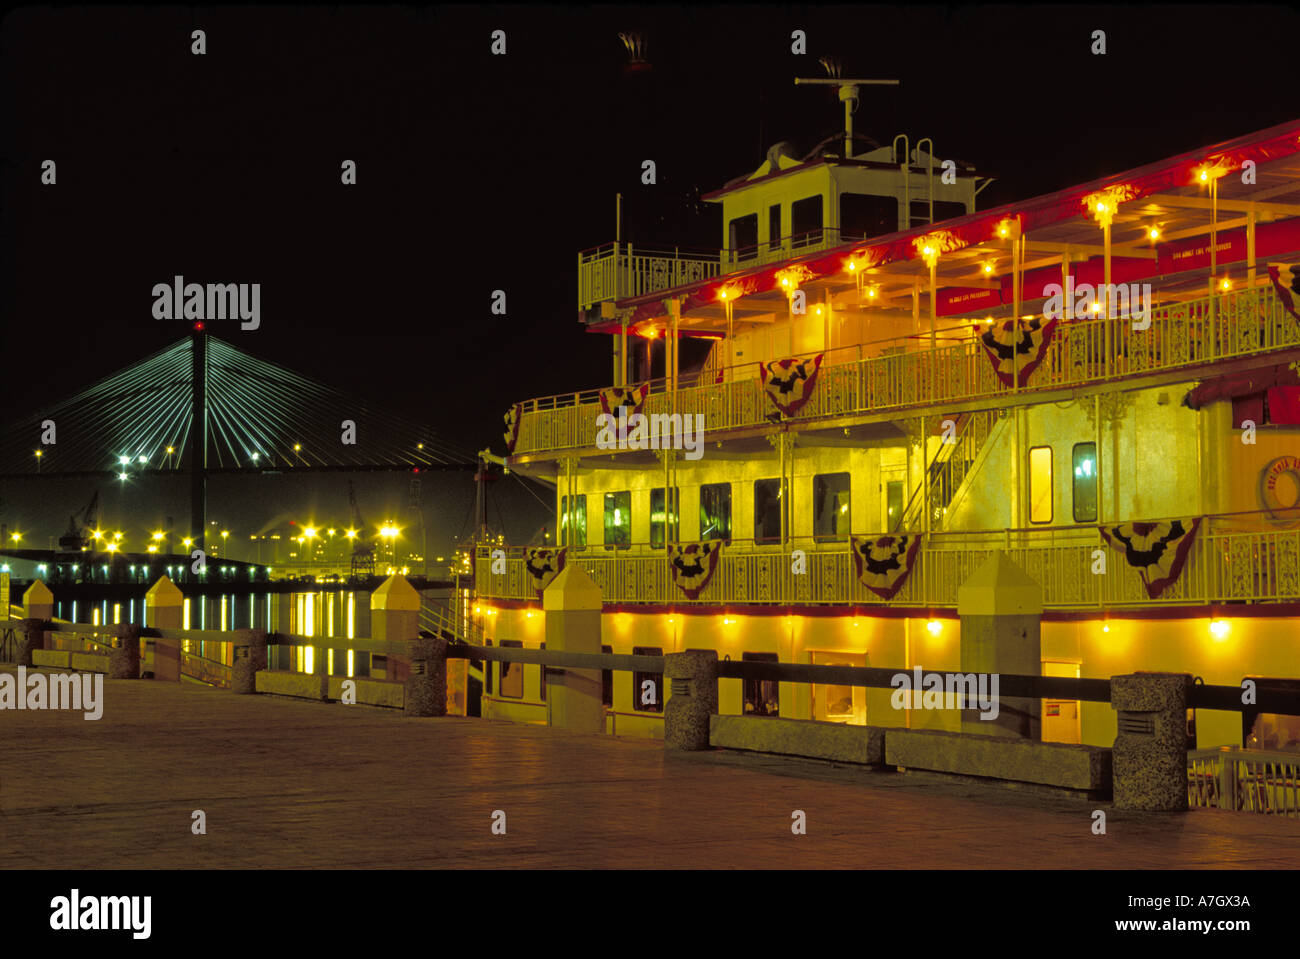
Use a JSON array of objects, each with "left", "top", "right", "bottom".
[{"left": 193, "top": 321, "right": 206, "bottom": 332}]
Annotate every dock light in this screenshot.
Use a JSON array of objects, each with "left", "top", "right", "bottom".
[
  {"left": 1210, "top": 620, "right": 1230, "bottom": 639},
  {"left": 345, "top": 529, "right": 358, "bottom": 539},
  {"left": 182, "top": 537, "right": 193, "bottom": 547},
  {"left": 147, "top": 545, "right": 158, "bottom": 554},
  {"left": 119, "top": 455, "right": 129, "bottom": 465},
  {"left": 113, "top": 531, "right": 122, "bottom": 540},
  {"left": 926, "top": 620, "right": 942, "bottom": 636},
  {"left": 106, "top": 543, "right": 118, "bottom": 554},
  {"left": 303, "top": 527, "right": 317, "bottom": 539},
  {"left": 34, "top": 450, "right": 42, "bottom": 458},
  {"left": 294, "top": 443, "right": 302, "bottom": 451},
  {"left": 166, "top": 446, "right": 174, "bottom": 454},
  {"left": 138, "top": 455, "right": 147, "bottom": 464},
  {"left": 9, "top": 532, "right": 20, "bottom": 542},
  {"left": 152, "top": 531, "right": 164, "bottom": 541},
  {"left": 251, "top": 452, "right": 260, "bottom": 462},
  {"left": 417, "top": 443, "right": 424, "bottom": 450},
  {"left": 221, "top": 531, "right": 229, "bottom": 540},
  {"left": 118, "top": 472, "right": 128, "bottom": 480}
]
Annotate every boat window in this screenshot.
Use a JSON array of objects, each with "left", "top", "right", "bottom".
[
  {"left": 791, "top": 195, "right": 823, "bottom": 247},
  {"left": 560, "top": 495, "right": 587, "bottom": 548},
  {"left": 753, "top": 478, "right": 783, "bottom": 544},
  {"left": 699, "top": 483, "right": 731, "bottom": 542},
  {"left": 650, "top": 487, "right": 679, "bottom": 549},
  {"left": 886, "top": 481, "right": 904, "bottom": 531},
  {"left": 840, "top": 193, "right": 896, "bottom": 241},
  {"left": 603, "top": 490, "right": 631, "bottom": 551},
  {"left": 729, "top": 213, "right": 758, "bottom": 261},
  {"left": 632, "top": 645, "right": 663, "bottom": 713},
  {"left": 768, "top": 204, "right": 782, "bottom": 249},
  {"left": 1072, "top": 442, "right": 1098, "bottom": 522},
  {"left": 743, "top": 651, "right": 780, "bottom": 716},
  {"left": 1029, "top": 446, "right": 1053, "bottom": 524},
  {"left": 814, "top": 472, "right": 850, "bottom": 541},
  {"left": 909, "top": 199, "right": 968, "bottom": 229}
]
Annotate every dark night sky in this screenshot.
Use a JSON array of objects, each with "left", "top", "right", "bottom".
[{"left": 2, "top": 4, "right": 1298, "bottom": 553}]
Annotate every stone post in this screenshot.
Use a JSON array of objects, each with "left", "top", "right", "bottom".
[
  {"left": 1111, "top": 672, "right": 1192, "bottom": 811},
  {"left": 145, "top": 575, "right": 184, "bottom": 681},
  {"left": 20, "top": 581, "right": 54, "bottom": 662},
  {"left": 405, "top": 636, "right": 448, "bottom": 716},
  {"left": 232, "top": 629, "right": 268, "bottom": 694},
  {"left": 956, "top": 550, "right": 1043, "bottom": 739},
  {"left": 110, "top": 623, "right": 142, "bottom": 679},
  {"left": 371, "top": 575, "right": 420, "bottom": 683},
  {"left": 663, "top": 650, "right": 718, "bottom": 751},
  {"left": 543, "top": 564, "right": 604, "bottom": 734}
]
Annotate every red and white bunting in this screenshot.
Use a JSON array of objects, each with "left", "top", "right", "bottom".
[
  {"left": 503, "top": 403, "right": 523, "bottom": 455},
  {"left": 979, "top": 317, "right": 1058, "bottom": 388},
  {"left": 849, "top": 533, "right": 922, "bottom": 600},
  {"left": 667, "top": 542, "right": 723, "bottom": 599},
  {"left": 524, "top": 547, "right": 567, "bottom": 598},
  {"left": 599, "top": 383, "right": 650, "bottom": 439},
  {"left": 760, "top": 354, "right": 824, "bottom": 416},
  {"left": 1269, "top": 264, "right": 1300, "bottom": 325},
  {"left": 1099, "top": 517, "right": 1201, "bottom": 599}
]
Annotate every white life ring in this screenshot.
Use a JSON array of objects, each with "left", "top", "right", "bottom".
[{"left": 1260, "top": 455, "right": 1300, "bottom": 520}]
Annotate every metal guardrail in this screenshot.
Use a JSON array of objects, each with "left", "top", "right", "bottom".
[{"left": 1189, "top": 747, "right": 1300, "bottom": 817}]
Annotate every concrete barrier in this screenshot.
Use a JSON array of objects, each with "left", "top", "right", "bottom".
[
  {"left": 710, "top": 715, "right": 886, "bottom": 765},
  {"left": 329, "top": 676, "right": 404, "bottom": 709},
  {"left": 255, "top": 670, "right": 329, "bottom": 701},
  {"left": 885, "top": 728, "right": 1111, "bottom": 794},
  {"left": 31, "top": 650, "right": 71, "bottom": 669}
]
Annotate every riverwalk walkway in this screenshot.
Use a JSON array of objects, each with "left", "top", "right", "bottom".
[{"left": 2, "top": 668, "right": 1298, "bottom": 869}]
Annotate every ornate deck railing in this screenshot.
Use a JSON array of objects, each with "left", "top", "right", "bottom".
[
  {"left": 475, "top": 520, "right": 1300, "bottom": 609},
  {"left": 1189, "top": 747, "right": 1300, "bottom": 817},
  {"left": 517, "top": 286, "right": 1297, "bottom": 458},
  {"left": 578, "top": 243, "right": 722, "bottom": 311}
]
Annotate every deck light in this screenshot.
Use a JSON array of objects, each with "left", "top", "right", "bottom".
[
  {"left": 1102, "top": 624, "right": 1110, "bottom": 633},
  {"left": 926, "top": 620, "right": 942, "bottom": 636},
  {"left": 1220, "top": 277, "right": 1232, "bottom": 291},
  {"left": 866, "top": 286, "right": 877, "bottom": 299},
  {"left": 983, "top": 261, "right": 994, "bottom": 274},
  {"left": 1210, "top": 620, "right": 1230, "bottom": 639},
  {"left": 847, "top": 260, "right": 856, "bottom": 271},
  {"left": 1148, "top": 227, "right": 1160, "bottom": 241}
]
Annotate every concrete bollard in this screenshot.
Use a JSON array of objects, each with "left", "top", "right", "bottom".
[
  {"left": 110, "top": 623, "right": 142, "bottom": 679},
  {"left": 371, "top": 575, "right": 420, "bottom": 683},
  {"left": 22, "top": 581, "right": 54, "bottom": 658},
  {"left": 231, "top": 629, "right": 268, "bottom": 694},
  {"left": 18, "top": 617, "right": 47, "bottom": 667},
  {"left": 145, "top": 576, "right": 184, "bottom": 681},
  {"left": 957, "top": 550, "right": 1043, "bottom": 739},
  {"left": 663, "top": 650, "right": 718, "bottom": 751},
  {"left": 404, "top": 637, "right": 448, "bottom": 717},
  {"left": 542, "top": 564, "right": 604, "bottom": 734},
  {"left": 1111, "top": 672, "right": 1192, "bottom": 811}
]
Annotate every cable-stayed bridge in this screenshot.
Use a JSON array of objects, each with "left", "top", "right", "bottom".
[{"left": 0, "top": 332, "right": 477, "bottom": 545}]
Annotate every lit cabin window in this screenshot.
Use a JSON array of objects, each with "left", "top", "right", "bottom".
[
  {"left": 753, "top": 478, "right": 783, "bottom": 545},
  {"left": 743, "top": 652, "right": 780, "bottom": 716},
  {"left": 632, "top": 646, "right": 663, "bottom": 713},
  {"left": 499, "top": 639, "right": 523, "bottom": 699},
  {"left": 1072, "top": 442, "right": 1098, "bottom": 522},
  {"left": 791, "top": 195, "right": 823, "bottom": 248},
  {"left": 560, "top": 495, "right": 587, "bottom": 548},
  {"left": 650, "top": 487, "right": 679, "bottom": 549},
  {"left": 729, "top": 213, "right": 758, "bottom": 262},
  {"left": 699, "top": 483, "right": 731, "bottom": 542},
  {"left": 603, "top": 490, "right": 631, "bottom": 551},
  {"left": 886, "top": 481, "right": 904, "bottom": 532},
  {"left": 814, "top": 472, "right": 850, "bottom": 541},
  {"left": 1029, "top": 446, "right": 1053, "bottom": 524}
]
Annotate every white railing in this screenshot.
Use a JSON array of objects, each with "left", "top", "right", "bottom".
[
  {"left": 1189, "top": 747, "right": 1300, "bottom": 817},
  {"left": 516, "top": 286, "right": 1298, "bottom": 457},
  {"left": 578, "top": 243, "right": 722, "bottom": 311},
  {"left": 474, "top": 520, "right": 1300, "bottom": 609}
]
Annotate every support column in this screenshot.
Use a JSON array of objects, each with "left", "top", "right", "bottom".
[
  {"left": 1111, "top": 672, "right": 1191, "bottom": 811},
  {"left": 371, "top": 574, "right": 420, "bottom": 683},
  {"left": 191, "top": 331, "right": 208, "bottom": 550},
  {"left": 543, "top": 563, "right": 604, "bottom": 734},
  {"left": 664, "top": 649, "right": 718, "bottom": 750},
  {"left": 231, "top": 629, "right": 268, "bottom": 694},
  {"left": 956, "top": 550, "right": 1042, "bottom": 739},
  {"left": 404, "top": 636, "right": 448, "bottom": 717},
  {"left": 110, "top": 623, "right": 142, "bottom": 679},
  {"left": 145, "top": 575, "right": 183, "bottom": 681}
]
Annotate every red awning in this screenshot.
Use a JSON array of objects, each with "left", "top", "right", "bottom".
[{"left": 1182, "top": 364, "right": 1300, "bottom": 409}]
